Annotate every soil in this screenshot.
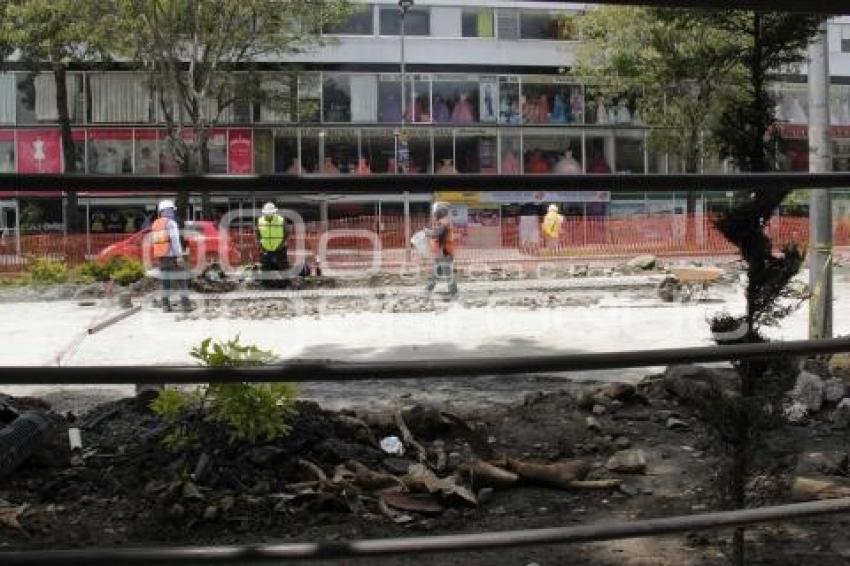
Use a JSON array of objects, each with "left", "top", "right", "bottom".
[{"left": 2, "top": 371, "right": 849, "bottom": 565}]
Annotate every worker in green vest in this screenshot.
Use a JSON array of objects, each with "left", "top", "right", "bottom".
[{"left": 257, "top": 202, "right": 288, "bottom": 285}]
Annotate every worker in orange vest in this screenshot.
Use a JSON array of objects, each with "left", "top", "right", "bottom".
[
  {"left": 424, "top": 202, "right": 458, "bottom": 297},
  {"left": 151, "top": 199, "right": 193, "bottom": 313}
]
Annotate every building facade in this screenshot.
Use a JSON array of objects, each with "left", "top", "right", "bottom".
[{"left": 1, "top": 2, "right": 850, "bottom": 236}]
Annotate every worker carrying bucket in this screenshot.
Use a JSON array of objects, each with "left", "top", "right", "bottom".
[
  {"left": 151, "top": 199, "right": 193, "bottom": 313},
  {"left": 257, "top": 202, "right": 289, "bottom": 287}
]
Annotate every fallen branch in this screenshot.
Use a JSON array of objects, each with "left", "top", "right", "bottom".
[
  {"left": 459, "top": 460, "right": 518, "bottom": 489},
  {"left": 567, "top": 479, "right": 623, "bottom": 490},
  {"left": 297, "top": 459, "right": 328, "bottom": 485},
  {"left": 507, "top": 458, "right": 592, "bottom": 490},
  {"left": 394, "top": 410, "right": 428, "bottom": 463}
]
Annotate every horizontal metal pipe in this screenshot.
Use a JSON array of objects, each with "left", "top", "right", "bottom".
[
  {"left": 584, "top": 0, "right": 846, "bottom": 13},
  {"left": 3, "top": 172, "right": 850, "bottom": 194},
  {"left": 3, "top": 497, "right": 850, "bottom": 565},
  {"left": 3, "top": 337, "right": 850, "bottom": 385}
]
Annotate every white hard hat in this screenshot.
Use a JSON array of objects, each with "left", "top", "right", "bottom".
[
  {"left": 432, "top": 201, "right": 450, "bottom": 216},
  {"left": 157, "top": 199, "right": 176, "bottom": 212},
  {"left": 548, "top": 204, "right": 559, "bottom": 213},
  {"left": 262, "top": 202, "right": 278, "bottom": 215}
]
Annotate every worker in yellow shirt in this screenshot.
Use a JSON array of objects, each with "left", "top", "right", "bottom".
[
  {"left": 256, "top": 202, "right": 288, "bottom": 286},
  {"left": 541, "top": 203, "right": 564, "bottom": 252}
]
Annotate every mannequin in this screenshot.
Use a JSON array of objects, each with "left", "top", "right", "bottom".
[
  {"left": 553, "top": 149, "right": 581, "bottom": 174},
  {"left": 570, "top": 89, "right": 584, "bottom": 123},
  {"left": 355, "top": 157, "right": 371, "bottom": 175},
  {"left": 587, "top": 152, "right": 611, "bottom": 174},
  {"left": 501, "top": 149, "right": 520, "bottom": 174},
  {"left": 550, "top": 93, "right": 567, "bottom": 124},
  {"left": 285, "top": 158, "right": 302, "bottom": 175},
  {"left": 436, "top": 158, "right": 456, "bottom": 174},
  {"left": 595, "top": 97, "right": 608, "bottom": 125},
  {"left": 521, "top": 95, "right": 537, "bottom": 124},
  {"left": 789, "top": 97, "right": 806, "bottom": 123},
  {"left": 526, "top": 150, "right": 551, "bottom": 174},
  {"left": 432, "top": 95, "right": 450, "bottom": 123},
  {"left": 616, "top": 99, "right": 631, "bottom": 124},
  {"left": 536, "top": 95, "right": 550, "bottom": 124},
  {"left": 322, "top": 157, "right": 340, "bottom": 174},
  {"left": 451, "top": 94, "right": 474, "bottom": 123}
]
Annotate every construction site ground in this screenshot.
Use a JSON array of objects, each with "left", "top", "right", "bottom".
[{"left": 0, "top": 261, "right": 850, "bottom": 564}]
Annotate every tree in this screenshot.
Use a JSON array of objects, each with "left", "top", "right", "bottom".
[
  {"left": 574, "top": 6, "right": 740, "bottom": 244},
  {"left": 1, "top": 0, "right": 120, "bottom": 233},
  {"left": 114, "top": 0, "right": 349, "bottom": 221}
]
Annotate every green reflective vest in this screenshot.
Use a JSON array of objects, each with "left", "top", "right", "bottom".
[{"left": 258, "top": 215, "right": 285, "bottom": 252}]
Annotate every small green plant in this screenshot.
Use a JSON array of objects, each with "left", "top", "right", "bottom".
[
  {"left": 26, "top": 257, "right": 68, "bottom": 284},
  {"left": 151, "top": 336, "right": 297, "bottom": 448},
  {"left": 75, "top": 260, "right": 111, "bottom": 282}
]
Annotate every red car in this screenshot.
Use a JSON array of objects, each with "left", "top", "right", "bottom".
[{"left": 97, "top": 220, "right": 242, "bottom": 272}]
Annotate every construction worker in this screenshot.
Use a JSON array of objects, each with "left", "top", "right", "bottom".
[
  {"left": 257, "top": 202, "right": 288, "bottom": 285},
  {"left": 541, "top": 203, "right": 564, "bottom": 252},
  {"left": 151, "top": 199, "right": 193, "bottom": 313},
  {"left": 425, "top": 201, "right": 458, "bottom": 296}
]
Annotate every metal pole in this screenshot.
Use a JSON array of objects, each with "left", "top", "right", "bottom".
[
  {"left": 400, "top": 2, "right": 412, "bottom": 261},
  {"left": 807, "top": 20, "right": 832, "bottom": 340},
  {"left": 3, "top": 498, "right": 850, "bottom": 565}
]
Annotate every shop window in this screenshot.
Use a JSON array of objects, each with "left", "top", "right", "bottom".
[
  {"left": 408, "top": 76, "right": 431, "bottom": 123},
  {"left": 523, "top": 130, "right": 582, "bottom": 174},
  {"left": 378, "top": 78, "right": 402, "bottom": 123},
  {"left": 462, "top": 9, "right": 494, "bottom": 38},
  {"left": 324, "top": 74, "right": 379, "bottom": 123},
  {"left": 585, "top": 136, "right": 613, "bottom": 174},
  {"left": 17, "top": 73, "right": 83, "bottom": 125},
  {"left": 0, "top": 136, "right": 14, "bottom": 172},
  {"left": 69, "top": 131, "right": 86, "bottom": 174},
  {"left": 432, "top": 79, "right": 478, "bottom": 124},
  {"left": 0, "top": 74, "right": 15, "bottom": 125},
  {"left": 324, "top": 5, "right": 374, "bottom": 35},
  {"left": 207, "top": 130, "right": 228, "bottom": 174},
  {"left": 321, "top": 128, "right": 358, "bottom": 174},
  {"left": 834, "top": 139, "right": 850, "bottom": 172},
  {"left": 498, "top": 77, "right": 520, "bottom": 124},
  {"left": 519, "top": 11, "right": 577, "bottom": 40},
  {"left": 134, "top": 131, "right": 160, "bottom": 175},
  {"left": 252, "top": 129, "right": 273, "bottom": 174},
  {"left": 87, "top": 130, "right": 133, "bottom": 174},
  {"left": 434, "top": 129, "right": 454, "bottom": 174},
  {"left": 776, "top": 138, "right": 809, "bottom": 172},
  {"left": 500, "top": 133, "right": 521, "bottom": 174},
  {"left": 323, "top": 75, "right": 352, "bottom": 122},
  {"left": 379, "top": 6, "right": 430, "bottom": 36},
  {"left": 614, "top": 132, "right": 645, "bottom": 174},
  {"left": 585, "top": 89, "right": 640, "bottom": 126},
  {"left": 298, "top": 74, "right": 321, "bottom": 123},
  {"left": 89, "top": 73, "right": 151, "bottom": 123},
  {"left": 521, "top": 82, "right": 583, "bottom": 125},
  {"left": 258, "top": 74, "right": 294, "bottom": 123},
  {"left": 831, "top": 85, "right": 850, "bottom": 126},
  {"left": 842, "top": 25, "right": 850, "bottom": 53},
  {"left": 300, "top": 128, "right": 320, "bottom": 173},
  {"left": 360, "top": 129, "right": 395, "bottom": 174},
  {"left": 773, "top": 83, "right": 808, "bottom": 124},
  {"left": 406, "top": 130, "right": 432, "bottom": 174},
  {"left": 455, "top": 132, "right": 497, "bottom": 174},
  {"left": 496, "top": 9, "right": 519, "bottom": 40},
  {"left": 270, "top": 128, "right": 299, "bottom": 173}
]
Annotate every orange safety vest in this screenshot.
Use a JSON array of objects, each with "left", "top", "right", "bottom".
[
  {"left": 430, "top": 223, "right": 455, "bottom": 257},
  {"left": 151, "top": 217, "right": 172, "bottom": 259}
]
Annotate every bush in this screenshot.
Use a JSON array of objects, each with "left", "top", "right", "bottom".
[
  {"left": 26, "top": 257, "right": 68, "bottom": 284},
  {"left": 109, "top": 259, "right": 145, "bottom": 286},
  {"left": 75, "top": 256, "right": 145, "bottom": 286},
  {"left": 151, "top": 336, "right": 298, "bottom": 448}
]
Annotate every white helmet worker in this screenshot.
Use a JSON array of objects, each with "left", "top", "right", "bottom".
[
  {"left": 157, "top": 199, "right": 176, "bottom": 213},
  {"left": 262, "top": 202, "right": 278, "bottom": 216},
  {"left": 548, "top": 204, "right": 559, "bottom": 213},
  {"left": 431, "top": 201, "right": 450, "bottom": 218}
]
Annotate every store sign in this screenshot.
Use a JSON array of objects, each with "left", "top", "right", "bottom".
[
  {"left": 228, "top": 129, "right": 253, "bottom": 174},
  {"left": 481, "top": 191, "right": 611, "bottom": 204},
  {"left": 435, "top": 191, "right": 482, "bottom": 205},
  {"left": 775, "top": 124, "right": 850, "bottom": 139},
  {"left": 17, "top": 130, "right": 62, "bottom": 173}
]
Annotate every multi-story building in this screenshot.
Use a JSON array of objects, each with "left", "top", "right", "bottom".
[{"left": 1, "top": 2, "right": 849, "bottom": 237}]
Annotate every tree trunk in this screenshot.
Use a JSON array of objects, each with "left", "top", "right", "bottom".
[
  {"left": 195, "top": 127, "right": 211, "bottom": 220},
  {"left": 53, "top": 62, "right": 81, "bottom": 234},
  {"left": 749, "top": 12, "right": 768, "bottom": 173},
  {"left": 684, "top": 137, "right": 700, "bottom": 248}
]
